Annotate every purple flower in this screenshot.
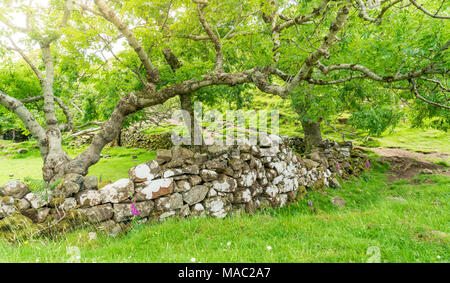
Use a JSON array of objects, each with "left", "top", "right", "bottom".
[
  {"left": 366, "top": 160, "right": 370, "bottom": 169},
  {"left": 131, "top": 202, "right": 141, "bottom": 216},
  {"left": 336, "top": 162, "right": 340, "bottom": 170},
  {"left": 308, "top": 201, "right": 313, "bottom": 207}
]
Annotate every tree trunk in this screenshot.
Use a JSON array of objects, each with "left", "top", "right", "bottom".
[
  {"left": 42, "top": 151, "right": 72, "bottom": 184},
  {"left": 301, "top": 120, "right": 322, "bottom": 151}
]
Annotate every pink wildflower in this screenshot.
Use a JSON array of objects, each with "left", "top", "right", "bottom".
[
  {"left": 366, "top": 160, "right": 370, "bottom": 169},
  {"left": 337, "top": 162, "right": 340, "bottom": 170},
  {"left": 308, "top": 201, "right": 313, "bottom": 207},
  {"left": 131, "top": 202, "right": 141, "bottom": 216}
]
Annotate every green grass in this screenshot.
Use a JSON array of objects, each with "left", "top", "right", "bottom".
[
  {"left": 374, "top": 125, "right": 450, "bottom": 154},
  {"left": 0, "top": 141, "right": 156, "bottom": 184},
  {"left": 0, "top": 161, "right": 448, "bottom": 263}
]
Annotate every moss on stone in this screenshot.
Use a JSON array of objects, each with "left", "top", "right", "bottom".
[
  {"left": 49, "top": 197, "right": 65, "bottom": 208},
  {"left": 98, "top": 180, "right": 112, "bottom": 189}
]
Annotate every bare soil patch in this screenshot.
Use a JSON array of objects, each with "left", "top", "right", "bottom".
[{"left": 358, "top": 147, "right": 449, "bottom": 182}]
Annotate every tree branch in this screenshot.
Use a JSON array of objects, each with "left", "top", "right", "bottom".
[
  {"left": 0, "top": 90, "right": 48, "bottom": 158},
  {"left": 21, "top": 95, "right": 74, "bottom": 132},
  {"left": 286, "top": 4, "right": 351, "bottom": 92},
  {"left": 409, "top": 0, "right": 450, "bottom": 19},
  {"left": 410, "top": 79, "right": 450, "bottom": 109},
  {"left": 93, "top": 0, "right": 159, "bottom": 85},
  {"left": 194, "top": 0, "right": 224, "bottom": 72},
  {"left": 275, "top": 0, "right": 329, "bottom": 32},
  {"left": 7, "top": 37, "right": 45, "bottom": 84}
]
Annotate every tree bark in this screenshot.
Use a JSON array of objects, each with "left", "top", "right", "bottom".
[{"left": 301, "top": 120, "right": 322, "bottom": 151}]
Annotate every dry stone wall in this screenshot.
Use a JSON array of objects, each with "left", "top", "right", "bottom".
[{"left": 0, "top": 135, "right": 368, "bottom": 236}]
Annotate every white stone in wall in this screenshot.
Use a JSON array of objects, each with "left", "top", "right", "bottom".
[
  {"left": 25, "top": 191, "right": 51, "bottom": 209},
  {"left": 100, "top": 179, "right": 134, "bottom": 204},
  {"left": 163, "top": 169, "right": 181, "bottom": 178},
  {"left": 274, "top": 161, "right": 287, "bottom": 175},
  {"left": 213, "top": 176, "right": 237, "bottom": 192},
  {"left": 279, "top": 178, "right": 294, "bottom": 193},
  {"left": 182, "top": 185, "right": 209, "bottom": 205},
  {"left": 175, "top": 180, "right": 191, "bottom": 192},
  {"left": 59, "top": 197, "right": 77, "bottom": 211},
  {"left": 159, "top": 210, "right": 176, "bottom": 221},
  {"left": 132, "top": 164, "right": 155, "bottom": 182},
  {"left": 0, "top": 180, "right": 30, "bottom": 199},
  {"left": 16, "top": 198, "right": 31, "bottom": 211},
  {"left": 269, "top": 134, "right": 282, "bottom": 145},
  {"left": 0, "top": 196, "right": 16, "bottom": 218},
  {"left": 238, "top": 171, "right": 256, "bottom": 187},
  {"left": 300, "top": 167, "right": 307, "bottom": 175},
  {"left": 277, "top": 194, "right": 288, "bottom": 207},
  {"left": 200, "top": 169, "right": 219, "bottom": 182},
  {"left": 204, "top": 197, "right": 228, "bottom": 218},
  {"left": 148, "top": 160, "right": 160, "bottom": 172},
  {"left": 135, "top": 178, "right": 173, "bottom": 200},
  {"left": 192, "top": 203, "right": 205, "bottom": 216},
  {"left": 273, "top": 175, "right": 283, "bottom": 186},
  {"left": 234, "top": 189, "right": 252, "bottom": 203},
  {"left": 259, "top": 146, "right": 279, "bottom": 157},
  {"left": 258, "top": 176, "right": 268, "bottom": 186},
  {"left": 208, "top": 188, "right": 217, "bottom": 197},
  {"left": 265, "top": 185, "right": 278, "bottom": 198},
  {"left": 77, "top": 190, "right": 102, "bottom": 207},
  {"left": 283, "top": 163, "right": 297, "bottom": 178}
]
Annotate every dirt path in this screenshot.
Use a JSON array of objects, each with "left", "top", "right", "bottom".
[
  {"left": 357, "top": 146, "right": 450, "bottom": 182},
  {"left": 361, "top": 147, "right": 449, "bottom": 161}
]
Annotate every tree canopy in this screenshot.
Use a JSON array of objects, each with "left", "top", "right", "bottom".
[{"left": 0, "top": 0, "right": 448, "bottom": 182}]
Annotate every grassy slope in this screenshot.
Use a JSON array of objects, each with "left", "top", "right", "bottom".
[
  {"left": 0, "top": 162, "right": 448, "bottom": 263},
  {"left": 374, "top": 126, "right": 450, "bottom": 153}
]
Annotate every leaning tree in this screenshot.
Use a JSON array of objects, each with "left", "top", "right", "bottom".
[{"left": 0, "top": 0, "right": 448, "bottom": 184}]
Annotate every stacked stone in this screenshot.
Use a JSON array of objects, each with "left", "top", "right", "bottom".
[{"left": 0, "top": 135, "right": 366, "bottom": 231}]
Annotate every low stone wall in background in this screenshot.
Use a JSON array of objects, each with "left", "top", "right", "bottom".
[
  {"left": 0, "top": 135, "right": 368, "bottom": 240},
  {"left": 119, "top": 129, "right": 173, "bottom": 151},
  {"left": 69, "top": 127, "right": 173, "bottom": 151}
]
